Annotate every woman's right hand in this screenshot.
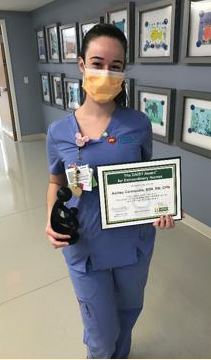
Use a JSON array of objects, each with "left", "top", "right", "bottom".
[{"left": 45, "top": 223, "right": 70, "bottom": 249}]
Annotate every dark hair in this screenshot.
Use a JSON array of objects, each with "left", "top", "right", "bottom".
[{"left": 80, "top": 23, "right": 128, "bottom": 107}]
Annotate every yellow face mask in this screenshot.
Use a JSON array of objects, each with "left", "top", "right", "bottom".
[{"left": 82, "top": 68, "right": 125, "bottom": 104}]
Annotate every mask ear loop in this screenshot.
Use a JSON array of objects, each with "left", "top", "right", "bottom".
[
  {"left": 81, "top": 70, "right": 86, "bottom": 104},
  {"left": 124, "top": 81, "right": 129, "bottom": 107}
]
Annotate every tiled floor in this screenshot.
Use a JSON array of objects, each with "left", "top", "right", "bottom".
[{"left": 0, "top": 130, "right": 211, "bottom": 359}]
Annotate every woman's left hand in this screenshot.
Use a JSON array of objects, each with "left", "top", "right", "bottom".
[{"left": 153, "top": 215, "right": 175, "bottom": 229}]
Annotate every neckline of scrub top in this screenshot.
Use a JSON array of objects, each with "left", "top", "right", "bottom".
[{"left": 72, "top": 105, "right": 120, "bottom": 144}]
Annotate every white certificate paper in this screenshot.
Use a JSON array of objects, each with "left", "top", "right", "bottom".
[{"left": 97, "top": 157, "right": 182, "bottom": 229}]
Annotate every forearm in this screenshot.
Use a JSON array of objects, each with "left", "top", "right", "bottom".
[
  {"left": 46, "top": 172, "right": 68, "bottom": 224},
  {"left": 46, "top": 180, "right": 71, "bottom": 248},
  {"left": 46, "top": 182, "right": 61, "bottom": 224}
]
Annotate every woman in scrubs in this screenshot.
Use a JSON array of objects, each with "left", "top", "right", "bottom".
[{"left": 46, "top": 23, "right": 175, "bottom": 359}]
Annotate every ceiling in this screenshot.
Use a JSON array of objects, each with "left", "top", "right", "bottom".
[{"left": 0, "top": 0, "right": 56, "bottom": 12}]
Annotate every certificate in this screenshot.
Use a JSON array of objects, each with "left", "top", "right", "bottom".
[{"left": 97, "top": 157, "right": 182, "bottom": 229}]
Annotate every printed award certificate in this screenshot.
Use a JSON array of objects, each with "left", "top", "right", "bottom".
[{"left": 97, "top": 157, "right": 182, "bottom": 229}]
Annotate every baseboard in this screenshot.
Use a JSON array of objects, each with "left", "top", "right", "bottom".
[
  {"left": 182, "top": 213, "right": 211, "bottom": 239},
  {"left": 21, "top": 133, "right": 46, "bottom": 141}
]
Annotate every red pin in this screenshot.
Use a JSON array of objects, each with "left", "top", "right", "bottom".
[{"left": 107, "top": 136, "right": 117, "bottom": 144}]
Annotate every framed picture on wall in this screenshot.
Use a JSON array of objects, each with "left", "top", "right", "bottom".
[
  {"left": 50, "top": 73, "right": 65, "bottom": 109},
  {"left": 40, "top": 73, "right": 51, "bottom": 104},
  {"left": 176, "top": 90, "right": 211, "bottom": 158},
  {"left": 181, "top": 0, "right": 211, "bottom": 64},
  {"left": 106, "top": 2, "right": 135, "bottom": 63},
  {"left": 45, "top": 23, "right": 60, "bottom": 63},
  {"left": 36, "top": 28, "right": 47, "bottom": 63},
  {"left": 64, "top": 78, "right": 83, "bottom": 111},
  {"left": 59, "top": 23, "right": 79, "bottom": 63},
  {"left": 135, "top": 85, "right": 175, "bottom": 143},
  {"left": 79, "top": 17, "right": 104, "bottom": 48},
  {"left": 135, "top": 0, "right": 180, "bottom": 63},
  {"left": 125, "top": 78, "right": 135, "bottom": 108}
]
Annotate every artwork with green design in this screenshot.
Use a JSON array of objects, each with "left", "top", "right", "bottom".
[
  {"left": 144, "top": 98, "right": 164, "bottom": 125},
  {"left": 189, "top": 105, "right": 211, "bottom": 137},
  {"left": 67, "top": 82, "right": 80, "bottom": 109}
]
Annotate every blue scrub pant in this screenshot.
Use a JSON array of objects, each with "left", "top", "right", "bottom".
[{"left": 68, "top": 248, "right": 153, "bottom": 359}]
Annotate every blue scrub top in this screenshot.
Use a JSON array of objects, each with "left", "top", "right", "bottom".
[{"left": 47, "top": 105, "right": 156, "bottom": 272}]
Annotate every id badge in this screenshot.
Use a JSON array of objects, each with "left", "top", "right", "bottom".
[{"left": 66, "top": 164, "right": 94, "bottom": 191}]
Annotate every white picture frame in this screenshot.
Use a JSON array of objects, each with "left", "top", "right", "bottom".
[
  {"left": 135, "top": 85, "right": 175, "bottom": 143},
  {"left": 64, "top": 78, "right": 82, "bottom": 111},
  {"left": 181, "top": 0, "right": 211, "bottom": 63},
  {"left": 135, "top": 0, "right": 179, "bottom": 63},
  {"left": 176, "top": 90, "right": 211, "bottom": 158}
]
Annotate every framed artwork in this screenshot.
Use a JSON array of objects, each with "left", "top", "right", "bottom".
[
  {"left": 135, "top": 85, "right": 175, "bottom": 143},
  {"left": 176, "top": 90, "right": 211, "bottom": 158},
  {"left": 59, "top": 23, "right": 79, "bottom": 63},
  {"left": 45, "top": 23, "right": 60, "bottom": 63},
  {"left": 64, "top": 78, "right": 83, "bottom": 111},
  {"left": 125, "top": 78, "right": 135, "bottom": 108},
  {"left": 40, "top": 73, "right": 51, "bottom": 104},
  {"left": 36, "top": 28, "right": 47, "bottom": 63},
  {"left": 79, "top": 17, "right": 104, "bottom": 47},
  {"left": 50, "top": 73, "right": 65, "bottom": 109},
  {"left": 106, "top": 2, "right": 135, "bottom": 63},
  {"left": 135, "top": 0, "right": 180, "bottom": 63},
  {"left": 181, "top": 0, "right": 211, "bottom": 64}
]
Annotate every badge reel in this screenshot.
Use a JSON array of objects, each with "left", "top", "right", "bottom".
[{"left": 71, "top": 167, "right": 82, "bottom": 197}]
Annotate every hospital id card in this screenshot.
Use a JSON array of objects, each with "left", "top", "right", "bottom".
[{"left": 66, "top": 165, "right": 93, "bottom": 191}]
